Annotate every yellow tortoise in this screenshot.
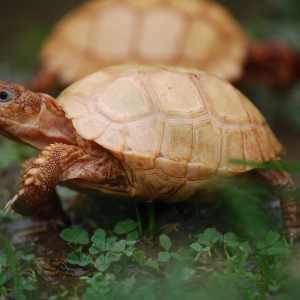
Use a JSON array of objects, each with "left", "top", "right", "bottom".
[
  {"left": 1, "top": 65, "right": 299, "bottom": 237},
  {"left": 29, "top": 0, "right": 300, "bottom": 91}
]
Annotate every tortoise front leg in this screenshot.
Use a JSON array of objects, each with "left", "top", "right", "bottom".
[
  {"left": 5, "top": 143, "right": 129, "bottom": 218},
  {"left": 19, "top": 156, "right": 69, "bottom": 228}
]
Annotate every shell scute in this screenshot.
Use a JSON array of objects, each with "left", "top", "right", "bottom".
[
  {"left": 138, "top": 170, "right": 186, "bottom": 199},
  {"left": 242, "top": 128, "right": 263, "bottom": 165},
  {"left": 92, "top": 4, "right": 137, "bottom": 60},
  {"left": 61, "top": 71, "right": 114, "bottom": 99},
  {"left": 95, "top": 76, "right": 154, "bottom": 122},
  {"left": 147, "top": 70, "right": 206, "bottom": 117},
  {"left": 156, "top": 157, "right": 187, "bottom": 178},
  {"left": 198, "top": 75, "right": 251, "bottom": 124},
  {"left": 125, "top": 118, "right": 164, "bottom": 157},
  {"left": 59, "top": 96, "right": 93, "bottom": 119},
  {"left": 137, "top": 7, "right": 187, "bottom": 62},
  {"left": 124, "top": 151, "right": 156, "bottom": 170},
  {"left": 191, "top": 120, "right": 222, "bottom": 170},
  {"left": 72, "top": 112, "right": 110, "bottom": 140},
  {"left": 223, "top": 129, "right": 245, "bottom": 172},
  {"left": 161, "top": 121, "right": 193, "bottom": 163},
  {"left": 95, "top": 123, "right": 125, "bottom": 159}
]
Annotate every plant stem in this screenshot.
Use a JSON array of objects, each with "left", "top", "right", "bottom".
[
  {"left": 4, "top": 238, "right": 25, "bottom": 300},
  {"left": 135, "top": 202, "right": 143, "bottom": 238},
  {"left": 147, "top": 200, "right": 155, "bottom": 238}
]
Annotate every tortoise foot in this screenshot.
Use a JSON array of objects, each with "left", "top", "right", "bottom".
[{"left": 5, "top": 190, "right": 70, "bottom": 230}]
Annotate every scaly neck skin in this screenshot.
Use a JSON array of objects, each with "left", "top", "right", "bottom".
[
  {"left": 31, "top": 93, "right": 77, "bottom": 149},
  {"left": 0, "top": 81, "right": 77, "bottom": 150}
]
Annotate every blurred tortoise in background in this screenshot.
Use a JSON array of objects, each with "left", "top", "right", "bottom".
[
  {"left": 2, "top": 64, "right": 300, "bottom": 237},
  {"left": 29, "top": 0, "right": 300, "bottom": 92}
]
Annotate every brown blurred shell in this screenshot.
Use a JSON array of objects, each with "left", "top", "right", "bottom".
[
  {"left": 40, "top": 0, "right": 248, "bottom": 86},
  {"left": 56, "top": 65, "right": 282, "bottom": 202}
]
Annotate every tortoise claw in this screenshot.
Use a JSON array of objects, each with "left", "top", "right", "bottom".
[{"left": 4, "top": 194, "right": 18, "bottom": 216}]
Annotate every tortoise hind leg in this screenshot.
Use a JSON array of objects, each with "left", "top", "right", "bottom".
[{"left": 254, "top": 162, "right": 300, "bottom": 239}]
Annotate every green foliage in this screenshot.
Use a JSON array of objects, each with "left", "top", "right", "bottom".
[
  {"left": 197, "top": 228, "right": 222, "bottom": 245},
  {"left": 158, "top": 234, "right": 172, "bottom": 262},
  {"left": 81, "top": 273, "right": 156, "bottom": 300},
  {"left": 61, "top": 221, "right": 139, "bottom": 273},
  {"left": 0, "top": 216, "right": 296, "bottom": 300},
  {"left": 1, "top": 239, "right": 38, "bottom": 299},
  {"left": 0, "top": 139, "right": 37, "bottom": 169},
  {"left": 60, "top": 228, "right": 90, "bottom": 251},
  {"left": 56, "top": 220, "right": 294, "bottom": 299},
  {"left": 48, "top": 291, "right": 68, "bottom": 300},
  {"left": 114, "top": 219, "right": 139, "bottom": 241}
]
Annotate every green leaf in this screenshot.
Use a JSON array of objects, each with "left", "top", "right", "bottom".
[
  {"left": 66, "top": 252, "right": 81, "bottom": 265},
  {"left": 144, "top": 260, "right": 159, "bottom": 270},
  {"left": 111, "top": 240, "right": 126, "bottom": 252},
  {"left": 119, "top": 278, "right": 136, "bottom": 294},
  {"left": 106, "top": 237, "right": 118, "bottom": 251},
  {"left": 19, "top": 254, "right": 35, "bottom": 262},
  {"left": 223, "top": 232, "right": 239, "bottom": 247},
  {"left": 239, "top": 241, "right": 251, "bottom": 254},
  {"left": 256, "top": 242, "right": 265, "bottom": 250},
  {"left": 268, "top": 279, "right": 280, "bottom": 292},
  {"left": 60, "top": 228, "right": 89, "bottom": 245},
  {"left": 114, "top": 219, "right": 138, "bottom": 235},
  {"left": 265, "top": 232, "right": 280, "bottom": 247},
  {"left": 255, "top": 255, "right": 268, "bottom": 278},
  {"left": 130, "top": 280, "right": 156, "bottom": 300},
  {"left": 23, "top": 284, "right": 36, "bottom": 291},
  {"left": 126, "top": 230, "right": 139, "bottom": 242},
  {"left": 99, "top": 286, "right": 111, "bottom": 295},
  {"left": 89, "top": 246, "right": 100, "bottom": 255},
  {"left": 124, "top": 246, "right": 135, "bottom": 257},
  {"left": 125, "top": 239, "right": 137, "bottom": 245},
  {"left": 0, "top": 253, "right": 7, "bottom": 268},
  {"left": 79, "top": 254, "right": 93, "bottom": 267},
  {"left": 105, "top": 252, "right": 121, "bottom": 264},
  {"left": 170, "top": 253, "right": 182, "bottom": 261},
  {"left": 0, "top": 273, "right": 6, "bottom": 286},
  {"left": 267, "top": 241, "right": 291, "bottom": 256},
  {"left": 159, "top": 235, "right": 171, "bottom": 251},
  {"left": 133, "top": 251, "right": 145, "bottom": 265},
  {"left": 49, "top": 291, "right": 68, "bottom": 300},
  {"left": 94, "top": 255, "right": 110, "bottom": 272},
  {"left": 181, "top": 267, "right": 196, "bottom": 281},
  {"left": 190, "top": 243, "right": 202, "bottom": 252},
  {"left": 20, "top": 278, "right": 36, "bottom": 291},
  {"left": 91, "top": 229, "right": 106, "bottom": 249},
  {"left": 158, "top": 251, "right": 171, "bottom": 263},
  {"left": 197, "top": 228, "right": 222, "bottom": 244}
]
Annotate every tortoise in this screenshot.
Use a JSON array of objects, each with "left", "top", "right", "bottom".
[
  {"left": 29, "top": 0, "right": 300, "bottom": 92},
  {"left": 2, "top": 64, "right": 300, "bottom": 238}
]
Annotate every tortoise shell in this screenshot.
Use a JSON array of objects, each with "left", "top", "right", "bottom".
[
  {"left": 39, "top": 0, "right": 247, "bottom": 87},
  {"left": 56, "top": 64, "right": 282, "bottom": 202}
]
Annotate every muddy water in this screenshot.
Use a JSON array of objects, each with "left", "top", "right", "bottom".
[{"left": 0, "top": 0, "right": 300, "bottom": 298}]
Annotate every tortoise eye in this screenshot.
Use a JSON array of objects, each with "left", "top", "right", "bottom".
[{"left": 0, "top": 89, "right": 14, "bottom": 103}]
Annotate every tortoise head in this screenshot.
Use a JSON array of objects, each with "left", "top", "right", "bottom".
[{"left": 0, "top": 81, "right": 76, "bottom": 149}]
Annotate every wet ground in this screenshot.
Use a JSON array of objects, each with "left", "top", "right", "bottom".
[{"left": 1, "top": 0, "right": 300, "bottom": 299}]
